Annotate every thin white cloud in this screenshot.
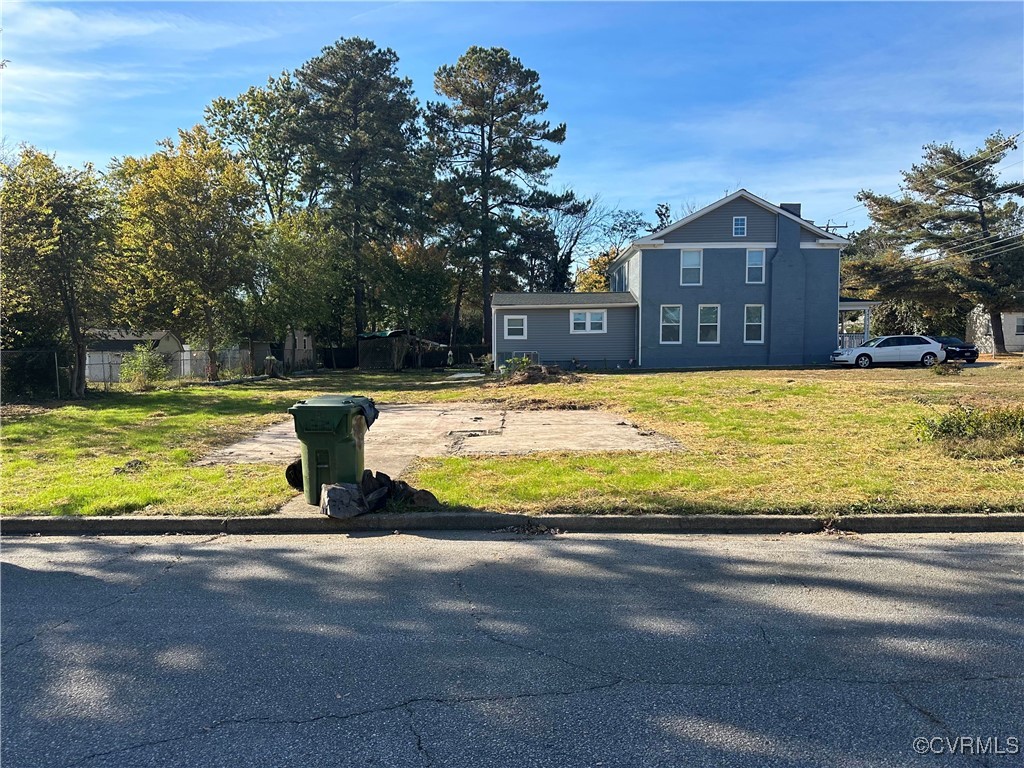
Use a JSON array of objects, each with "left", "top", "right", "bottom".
[{"left": 2, "top": 1, "right": 281, "bottom": 55}]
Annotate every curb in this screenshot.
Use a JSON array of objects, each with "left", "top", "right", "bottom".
[{"left": 2, "top": 512, "right": 1022, "bottom": 537}]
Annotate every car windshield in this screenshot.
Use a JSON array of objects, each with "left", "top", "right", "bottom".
[
  {"left": 862, "top": 337, "right": 884, "bottom": 348},
  {"left": 932, "top": 336, "right": 965, "bottom": 345}
]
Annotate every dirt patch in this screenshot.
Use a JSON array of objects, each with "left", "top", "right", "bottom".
[
  {"left": 483, "top": 397, "right": 594, "bottom": 411},
  {"left": 491, "top": 364, "right": 582, "bottom": 386}
]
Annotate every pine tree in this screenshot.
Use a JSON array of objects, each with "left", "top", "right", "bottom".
[
  {"left": 858, "top": 132, "right": 1024, "bottom": 353},
  {"left": 429, "top": 46, "right": 569, "bottom": 346}
]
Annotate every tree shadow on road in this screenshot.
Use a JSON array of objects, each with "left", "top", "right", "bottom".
[{"left": 2, "top": 531, "right": 1021, "bottom": 767}]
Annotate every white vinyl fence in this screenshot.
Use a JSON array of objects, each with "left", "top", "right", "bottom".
[{"left": 85, "top": 349, "right": 253, "bottom": 384}]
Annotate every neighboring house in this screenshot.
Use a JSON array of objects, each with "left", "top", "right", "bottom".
[
  {"left": 965, "top": 307, "right": 1024, "bottom": 353},
  {"left": 85, "top": 329, "right": 185, "bottom": 382},
  {"left": 254, "top": 328, "right": 317, "bottom": 371},
  {"left": 492, "top": 190, "right": 849, "bottom": 369}
]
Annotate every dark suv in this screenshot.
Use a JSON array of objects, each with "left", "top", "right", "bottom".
[{"left": 928, "top": 337, "right": 980, "bottom": 364}]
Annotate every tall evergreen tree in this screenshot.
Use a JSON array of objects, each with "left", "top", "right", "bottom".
[
  {"left": 858, "top": 131, "right": 1024, "bottom": 353},
  {"left": 429, "top": 46, "right": 569, "bottom": 346},
  {"left": 293, "top": 37, "right": 423, "bottom": 338}
]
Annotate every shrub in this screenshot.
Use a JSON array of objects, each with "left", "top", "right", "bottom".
[
  {"left": 502, "top": 356, "right": 533, "bottom": 376},
  {"left": 914, "top": 403, "right": 1024, "bottom": 458},
  {"left": 932, "top": 360, "right": 964, "bottom": 376},
  {"left": 120, "top": 344, "right": 169, "bottom": 391}
]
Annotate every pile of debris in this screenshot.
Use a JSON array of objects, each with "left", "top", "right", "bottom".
[
  {"left": 495, "top": 364, "right": 582, "bottom": 386},
  {"left": 319, "top": 469, "right": 440, "bottom": 519}
]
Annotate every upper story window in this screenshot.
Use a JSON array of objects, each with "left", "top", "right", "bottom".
[
  {"left": 504, "top": 315, "right": 527, "bottom": 339},
  {"left": 570, "top": 309, "right": 606, "bottom": 334},
  {"left": 746, "top": 249, "right": 765, "bottom": 284},
  {"left": 733, "top": 216, "right": 747, "bottom": 237},
  {"left": 680, "top": 249, "right": 702, "bottom": 286}
]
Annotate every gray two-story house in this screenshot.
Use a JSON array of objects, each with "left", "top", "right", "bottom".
[{"left": 492, "top": 190, "right": 849, "bottom": 369}]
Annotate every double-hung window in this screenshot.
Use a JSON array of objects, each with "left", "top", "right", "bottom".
[
  {"left": 1016, "top": 317, "right": 1024, "bottom": 336},
  {"left": 570, "top": 309, "right": 606, "bottom": 334},
  {"left": 660, "top": 305, "right": 682, "bottom": 344},
  {"left": 733, "top": 216, "right": 747, "bottom": 237},
  {"left": 698, "top": 304, "right": 720, "bottom": 344},
  {"left": 680, "top": 249, "right": 702, "bottom": 286},
  {"left": 744, "top": 304, "right": 765, "bottom": 344},
  {"left": 746, "top": 249, "right": 765, "bottom": 284},
  {"left": 504, "top": 315, "right": 527, "bottom": 339}
]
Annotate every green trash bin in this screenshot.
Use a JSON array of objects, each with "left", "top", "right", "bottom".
[{"left": 288, "top": 395, "right": 379, "bottom": 505}]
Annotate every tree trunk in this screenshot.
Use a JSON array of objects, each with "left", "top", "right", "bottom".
[
  {"left": 449, "top": 270, "right": 466, "bottom": 349},
  {"left": 480, "top": 191, "right": 492, "bottom": 348},
  {"left": 205, "top": 305, "right": 220, "bottom": 381},
  {"left": 989, "top": 308, "right": 1008, "bottom": 355},
  {"left": 72, "top": 340, "right": 87, "bottom": 399}
]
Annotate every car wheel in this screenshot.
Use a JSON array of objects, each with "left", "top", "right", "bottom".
[
  {"left": 921, "top": 352, "right": 938, "bottom": 367},
  {"left": 855, "top": 354, "right": 872, "bottom": 369}
]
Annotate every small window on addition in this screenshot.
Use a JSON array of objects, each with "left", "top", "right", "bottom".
[
  {"left": 504, "top": 315, "right": 527, "bottom": 339},
  {"left": 733, "top": 216, "right": 747, "bottom": 237}
]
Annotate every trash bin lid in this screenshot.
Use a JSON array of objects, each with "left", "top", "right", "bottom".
[{"left": 288, "top": 395, "right": 379, "bottom": 430}]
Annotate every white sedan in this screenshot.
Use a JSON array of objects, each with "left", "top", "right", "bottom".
[{"left": 831, "top": 335, "right": 947, "bottom": 368}]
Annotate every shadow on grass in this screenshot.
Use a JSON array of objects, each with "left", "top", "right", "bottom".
[{"left": 1, "top": 533, "right": 1020, "bottom": 767}]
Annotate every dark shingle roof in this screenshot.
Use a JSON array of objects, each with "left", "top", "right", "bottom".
[{"left": 492, "top": 292, "right": 637, "bottom": 307}]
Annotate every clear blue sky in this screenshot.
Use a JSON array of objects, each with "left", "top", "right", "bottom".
[{"left": 3, "top": 1, "right": 1022, "bottom": 230}]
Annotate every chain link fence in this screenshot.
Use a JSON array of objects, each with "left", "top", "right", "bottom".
[{"left": 1, "top": 349, "right": 71, "bottom": 401}]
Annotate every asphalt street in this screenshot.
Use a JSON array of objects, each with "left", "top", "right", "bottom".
[{"left": 2, "top": 531, "right": 1022, "bottom": 768}]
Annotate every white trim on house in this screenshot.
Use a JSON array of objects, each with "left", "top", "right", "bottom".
[
  {"left": 744, "top": 304, "right": 765, "bottom": 344},
  {"left": 746, "top": 249, "right": 766, "bottom": 284},
  {"left": 491, "top": 301, "right": 636, "bottom": 310},
  {"left": 569, "top": 309, "right": 608, "bottom": 334},
  {"left": 697, "top": 304, "right": 721, "bottom": 345},
  {"left": 637, "top": 252, "right": 644, "bottom": 367},
  {"left": 503, "top": 315, "right": 528, "bottom": 340},
  {"left": 800, "top": 242, "right": 846, "bottom": 249},
  {"left": 659, "top": 304, "right": 683, "bottom": 345},
  {"left": 680, "top": 249, "right": 703, "bottom": 286},
  {"left": 491, "top": 306, "right": 498, "bottom": 362}
]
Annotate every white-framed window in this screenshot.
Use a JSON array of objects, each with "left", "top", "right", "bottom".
[
  {"left": 744, "top": 304, "right": 765, "bottom": 344},
  {"left": 570, "top": 309, "right": 607, "bottom": 334},
  {"left": 504, "top": 315, "right": 527, "bottom": 340},
  {"left": 698, "top": 304, "right": 720, "bottom": 344},
  {"left": 1016, "top": 317, "right": 1024, "bottom": 335},
  {"left": 660, "top": 304, "right": 682, "bottom": 344},
  {"left": 746, "top": 249, "right": 765, "bottom": 284},
  {"left": 680, "top": 249, "right": 702, "bottom": 286},
  {"left": 733, "top": 217, "right": 747, "bottom": 237}
]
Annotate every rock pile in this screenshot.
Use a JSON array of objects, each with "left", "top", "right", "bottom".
[{"left": 319, "top": 469, "right": 440, "bottom": 519}]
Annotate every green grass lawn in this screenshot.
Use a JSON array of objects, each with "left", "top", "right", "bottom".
[{"left": 2, "top": 363, "right": 1022, "bottom": 517}]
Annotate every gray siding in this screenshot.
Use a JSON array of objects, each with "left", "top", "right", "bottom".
[
  {"left": 638, "top": 247, "right": 773, "bottom": 368},
  {"left": 800, "top": 227, "right": 819, "bottom": 242},
  {"left": 637, "top": 211, "right": 839, "bottom": 367},
  {"left": 494, "top": 306, "right": 637, "bottom": 369},
  {"left": 661, "top": 198, "right": 776, "bottom": 243}
]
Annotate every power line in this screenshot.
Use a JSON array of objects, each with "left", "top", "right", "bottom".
[
  {"left": 912, "top": 229, "right": 1024, "bottom": 260},
  {"left": 909, "top": 239, "right": 1023, "bottom": 270}
]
